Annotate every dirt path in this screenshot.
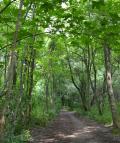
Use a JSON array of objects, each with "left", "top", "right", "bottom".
[{"left": 30, "top": 111, "right": 120, "bottom": 143}]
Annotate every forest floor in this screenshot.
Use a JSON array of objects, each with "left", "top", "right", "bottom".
[{"left": 30, "top": 110, "right": 120, "bottom": 143}]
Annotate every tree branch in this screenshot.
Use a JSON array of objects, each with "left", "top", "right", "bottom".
[
  {"left": 66, "top": 48, "right": 80, "bottom": 92},
  {"left": 0, "top": 0, "right": 17, "bottom": 15},
  {"left": 0, "top": 32, "right": 48, "bottom": 51}
]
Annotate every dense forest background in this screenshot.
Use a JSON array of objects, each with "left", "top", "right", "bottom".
[{"left": 0, "top": 0, "right": 120, "bottom": 142}]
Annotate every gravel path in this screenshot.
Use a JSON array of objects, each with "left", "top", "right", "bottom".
[{"left": 30, "top": 110, "right": 120, "bottom": 143}]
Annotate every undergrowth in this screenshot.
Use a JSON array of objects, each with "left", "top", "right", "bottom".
[
  {"left": 31, "top": 95, "right": 61, "bottom": 127},
  {"left": 75, "top": 98, "right": 114, "bottom": 125}
]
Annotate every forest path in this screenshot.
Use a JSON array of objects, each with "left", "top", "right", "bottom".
[{"left": 30, "top": 110, "right": 120, "bottom": 143}]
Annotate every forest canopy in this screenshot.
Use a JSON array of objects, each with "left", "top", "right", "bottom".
[{"left": 0, "top": 0, "right": 120, "bottom": 142}]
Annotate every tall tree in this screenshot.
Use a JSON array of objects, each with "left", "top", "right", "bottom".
[{"left": 104, "top": 42, "right": 120, "bottom": 128}]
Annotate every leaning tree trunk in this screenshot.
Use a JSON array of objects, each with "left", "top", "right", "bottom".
[
  {"left": 67, "top": 49, "right": 88, "bottom": 111},
  {"left": 1, "top": 0, "right": 24, "bottom": 138},
  {"left": 104, "top": 42, "right": 120, "bottom": 128}
]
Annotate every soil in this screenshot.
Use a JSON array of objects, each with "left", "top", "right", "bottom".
[{"left": 30, "top": 110, "right": 120, "bottom": 143}]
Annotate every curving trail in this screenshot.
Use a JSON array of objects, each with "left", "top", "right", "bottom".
[{"left": 30, "top": 110, "right": 120, "bottom": 143}]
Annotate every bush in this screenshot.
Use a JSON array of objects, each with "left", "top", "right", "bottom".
[
  {"left": 31, "top": 94, "right": 61, "bottom": 127},
  {"left": 4, "top": 130, "right": 31, "bottom": 143},
  {"left": 75, "top": 98, "right": 113, "bottom": 125}
]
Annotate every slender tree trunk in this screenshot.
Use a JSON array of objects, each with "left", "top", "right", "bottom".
[
  {"left": 104, "top": 42, "right": 120, "bottom": 128},
  {"left": 90, "top": 48, "right": 103, "bottom": 114},
  {"left": 1, "top": 0, "right": 24, "bottom": 138},
  {"left": 0, "top": 109, "right": 5, "bottom": 142},
  {"left": 27, "top": 4, "right": 37, "bottom": 123},
  {"left": 27, "top": 48, "right": 35, "bottom": 123},
  {"left": 4, "top": 48, "right": 7, "bottom": 87},
  {"left": 45, "top": 78, "right": 49, "bottom": 112},
  {"left": 66, "top": 49, "right": 88, "bottom": 111},
  {"left": 6, "top": 0, "right": 23, "bottom": 90},
  {"left": 83, "top": 47, "right": 92, "bottom": 109}
]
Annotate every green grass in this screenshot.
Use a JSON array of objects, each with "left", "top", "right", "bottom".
[
  {"left": 75, "top": 99, "right": 113, "bottom": 125},
  {"left": 31, "top": 95, "right": 62, "bottom": 127},
  {"left": 4, "top": 129, "right": 31, "bottom": 143},
  {"left": 112, "top": 128, "right": 120, "bottom": 135},
  {"left": 75, "top": 99, "right": 120, "bottom": 126},
  {"left": 87, "top": 105, "right": 112, "bottom": 124}
]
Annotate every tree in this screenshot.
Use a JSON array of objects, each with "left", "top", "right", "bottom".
[{"left": 104, "top": 42, "right": 120, "bottom": 128}]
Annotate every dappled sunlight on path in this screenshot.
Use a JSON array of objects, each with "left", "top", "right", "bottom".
[{"left": 30, "top": 111, "right": 120, "bottom": 143}]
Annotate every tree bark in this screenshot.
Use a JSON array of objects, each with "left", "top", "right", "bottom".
[
  {"left": 66, "top": 48, "right": 88, "bottom": 111},
  {"left": 2, "top": 0, "right": 24, "bottom": 138},
  {"left": 45, "top": 78, "right": 49, "bottom": 112},
  {"left": 104, "top": 42, "right": 120, "bottom": 128},
  {"left": 0, "top": 109, "right": 5, "bottom": 142},
  {"left": 27, "top": 47, "right": 35, "bottom": 123}
]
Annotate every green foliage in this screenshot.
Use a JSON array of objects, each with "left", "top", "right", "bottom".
[
  {"left": 4, "top": 130, "right": 31, "bottom": 143},
  {"left": 87, "top": 106, "right": 112, "bottom": 124},
  {"left": 32, "top": 110, "right": 55, "bottom": 127},
  {"left": 112, "top": 128, "right": 120, "bottom": 135},
  {"left": 75, "top": 98, "right": 113, "bottom": 125},
  {"left": 31, "top": 90, "right": 62, "bottom": 127},
  {"left": 0, "top": 0, "right": 120, "bottom": 141}
]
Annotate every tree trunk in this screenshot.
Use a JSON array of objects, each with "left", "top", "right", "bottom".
[
  {"left": 27, "top": 48, "right": 35, "bottom": 122},
  {"left": 66, "top": 48, "right": 88, "bottom": 111},
  {"left": 104, "top": 42, "right": 120, "bottom": 128},
  {"left": 90, "top": 48, "right": 103, "bottom": 115},
  {"left": 2, "top": 0, "right": 24, "bottom": 138},
  {"left": 45, "top": 78, "right": 49, "bottom": 112},
  {"left": 0, "top": 109, "right": 5, "bottom": 142}
]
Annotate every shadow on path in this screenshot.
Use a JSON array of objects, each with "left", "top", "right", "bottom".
[{"left": 30, "top": 110, "right": 120, "bottom": 143}]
